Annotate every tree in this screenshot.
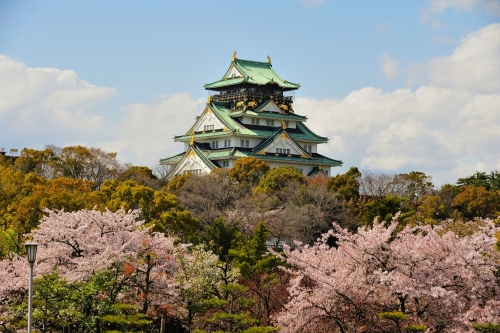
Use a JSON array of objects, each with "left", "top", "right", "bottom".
[
  {"left": 230, "top": 223, "right": 287, "bottom": 327},
  {"left": 457, "top": 171, "right": 490, "bottom": 190},
  {"left": 453, "top": 186, "right": 500, "bottom": 218},
  {"left": 118, "top": 165, "right": 160, "bottom": 189},
  {"left": 15, "top": 208, "right": 181, "bottom": 332},
  {"left": 14, "top": 148, "right": 56, "bottom": 177},
  {"left": 327, "top": 166, "right": 361, "bottom": 202},
  {"left": 49, "top": 145, "right": 122, "bottom": 189},
  {"left": 178, "top": 169, "right": 250, "bottom": 226},
  {"left": 390, "top": 171, "right": 434, "bottom": 205},
  {"left": 254, "top": 167, "right": 305, "bottom": 196},
  {"left": 361, "top": 194, "right": 406, "bottom": 225},
  {"left": 174, "top": 244, "right": 230, "bottom": 327},
  {"left": 273, "top": 216, "right": 500, "bottom": 333},
  {"left": 229, "top": 157, "right": 270, "bottom": 187}
]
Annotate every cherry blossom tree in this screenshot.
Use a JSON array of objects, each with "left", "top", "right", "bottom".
[
  {"left": 274, "top": 216, "right": 500, "bottom": 333},
  {"left": 31, "top": 208, "right": 179, "bottom": 314},
  {"left": 0, "top": 208, "right": 180, "bottom": 333}
]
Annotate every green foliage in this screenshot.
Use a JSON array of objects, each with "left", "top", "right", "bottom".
[
  {"left": 379, "top": 311, "right": 407, "bottom": 321},
  {"left": 102, "top": 303, "right": 152, "bottom": 333},
  {"left": 198, "top": 218, "right": 239, "bottom": 263},
  {"left": 405, "top": 324, "right": 427, "bottom": 332},
  {"left": 454, "top": 186, "right": 500, "bottom": 218},
  {"left": 254, "top": 166, "right": 305, "bottom": 194},
  {"left": 32, "top": 273, "right": 82, "bottom": 330},
  {"left": 229, "top": 157, "right": 270, "bottom": 186},
  {"left": 327, "top": 166, "right": 361, "bottom": 201},
  {"left": 362, "top": 195, "right": 406, "bottom": 225},
  {"left": 166, "top": 173, "right": 192, "bottom": 192},
  {"left": 230, "top": 222, "right": 280, "bottom": 279},
  {"left": 472, "top": 322, "right": 500, "bottom": 332},
  {"left": 417, "top": 195, "right": 445, "bottom": 219},
  {"left": 458, "top": 171, "right": 491, "bottom": 189}
]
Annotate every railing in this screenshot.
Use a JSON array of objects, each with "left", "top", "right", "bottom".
[{"left": 212, "top": 91, "right": 294, "bottom": 103}]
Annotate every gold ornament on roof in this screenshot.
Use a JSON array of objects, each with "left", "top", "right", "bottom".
[
  {"left": 281, "top": 120, "right": 286, "bottom": 129},
  {"left": 232, "top": 51, "right": 237, "bottom": 61},
  {"left": 267, "top": 55, "right": 271, "bottom": 64},
  {"left": 207, "top": 95, "right": 212, "bottom": 104},
  {"left": 190, "top": 134, "right": 196, "bottom": 146}
]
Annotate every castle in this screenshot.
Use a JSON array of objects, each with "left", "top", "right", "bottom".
[{"left": 161, "top": 52, "right": 342, "bottom": 178}]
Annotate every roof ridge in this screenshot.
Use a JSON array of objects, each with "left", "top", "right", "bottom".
[{"left": 234, "top": 58, "right": 270, "bottom": 66}]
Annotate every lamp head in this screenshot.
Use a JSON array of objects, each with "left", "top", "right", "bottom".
[{"left": 23, "top": 243, "right": 39, "bottom": 264}]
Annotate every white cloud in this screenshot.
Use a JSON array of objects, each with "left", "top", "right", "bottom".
[
  {"left": 117, "top": 93, "right": 205, "bottom": 166},
  {"left": 379, "top": 54, "right": 403, "bottom": 82},
  {"left": 376, "top": 23, "right": 392, "bottom": 36},
  {"left": 421, "top": 0, "right": 500, "bottom": 28},
  {"left": 296, "top": 86, "right": 500, "bottom": 185},
  {"left": 0, "top": 55, "right": 116, "bottom": 148},
  {"left": 297, "top": 0, "right": 325, "bottom": 9},
  {"left": 427, "top": 0, "right": 500, "bottom": 15},
  {"left": 406, "top": 23, "right": 500, "bottom": 94},
  {"left": 296, "top": 23, "right": 500, "bottom": 185}
]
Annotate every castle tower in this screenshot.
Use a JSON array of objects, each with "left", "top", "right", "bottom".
[{"left": 161, "top": 52, "right": 342, "bottom": 177}]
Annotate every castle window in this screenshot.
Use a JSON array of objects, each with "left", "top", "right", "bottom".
[
  {"left": 266, "top": 119, "right": 274, "bottom": 127},
  {"left": 222, "top": 161, "right": 229, "bottom": 168},
  {"left": 212, "top": 141, "right": 219, "bottom": 148},
  {"left": 204, "top": 124, "right": 214, "bottom": 131},
  {"left": 251, "top": 118, "right": 260, "bottom": 125},
  {"left": 224, "top": 140, "right": 230, "bottom": 148}
]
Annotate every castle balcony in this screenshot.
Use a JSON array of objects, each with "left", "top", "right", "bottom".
[{"left": 211, "top": 90, "right": 294, "bottom": 104}]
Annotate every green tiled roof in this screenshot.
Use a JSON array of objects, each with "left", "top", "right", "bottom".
[
  {"left": 253, "top": 153, "right": 342, "bottom": 166},
  {"left": 161, "top": 144, "right": 341, "bottom": 168},
  {"left": 252, "top": 128, "right": 311, "bottom": 158},
  {"left": 176, "top": 101, "right": 325, "bottom": 142},
  {"left": 204, "top": 58, "right": 300, "bottom": 90},
  {"left": 230, "top": 109, "right": 307, "bottom": 122},
  {"left": 233, "top": 149, "right": 342, "bottom": 166}
]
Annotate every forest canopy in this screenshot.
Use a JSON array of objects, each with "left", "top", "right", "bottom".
[{"left": 1, "top": 145, "right": 499, "bottom": 333}]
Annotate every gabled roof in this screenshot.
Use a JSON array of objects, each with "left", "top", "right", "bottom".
[
  {"left": 252, "top": 128, "right": 312, "bottom": 158},
  {"left": 161, "top": 145, "right": 342, "bottom": 169},
  {"left": 204, "top": 57, "right": 300, "bottom": 90},
  {"left": 308, "top": 167, "right": 329, "bottom": 177},
  {"left": 230, "top": 109, "right": 307, "bottom": 122},
  {"left": 160, "top": 143, "right": 219, "bottom": 172},
  {"left": 182, "top": 101, "right": 241, "bottom": 136},
  {"left": 174, "top": 101, "right": 328, "bottom": 143}
]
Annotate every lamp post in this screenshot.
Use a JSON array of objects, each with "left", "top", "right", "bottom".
[{"left": 24, "top": 242, "right": 38, "bottom": 333}]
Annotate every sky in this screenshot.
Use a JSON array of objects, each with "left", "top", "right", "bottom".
[{"left": 1, "top": 0, "right": 499, "bottom": 186}]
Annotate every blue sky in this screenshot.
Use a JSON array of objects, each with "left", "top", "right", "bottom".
[{"left": 1, "top": 0, "right": 499, "bottom": 185}]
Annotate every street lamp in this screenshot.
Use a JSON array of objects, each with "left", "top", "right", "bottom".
[{"left": 24, "top": 242, "right": 38, "bottom": 333}]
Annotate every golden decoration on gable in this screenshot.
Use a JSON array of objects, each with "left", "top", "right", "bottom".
[
  {"left": 207, "top": 95, "right": 212, "bottom": 104},
  {"left": 281, "top": 120, "right": 286, "bottom": 129},
  {"left": 257, "top": 151, "right": 266, "bottom": 155},
  {"left": 236, "top": 101, "right": 245, "bottom": 108},
  {"left": 267, "top": 55, "right": 271, "bottom": 64},
  {"left": 279, "top": 104, "right": 288, "bottom": 111},
  {"left": 232, "top": 51, "right": 237, "bottom": 61},
  {"left": 190, "top": 134, "right": 196, "bottom": 146},
  {"left": 247, "top": 101, "right": 257, "bottom": 108}
]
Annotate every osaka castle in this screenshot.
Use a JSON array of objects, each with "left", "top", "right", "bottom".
[{"left": 160, "top": 52, "right": 342, "bottom": 178}]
